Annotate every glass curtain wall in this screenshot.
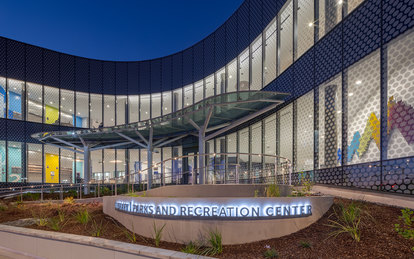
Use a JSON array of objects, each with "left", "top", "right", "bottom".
[
  {"left": 0, "top": 77, "right": 6, "bottom": 118},
  {"left": 280, "top": 0, "right": 293, "bottom": 74},
  {"left": 128, "top": 95, "right": 139, "bottom": 123},
  {"left": 90, "top": 93, "right": 102, "bottom": 128},
  {"left": 239, "top": 49, "right": 250, "bottom": 91},
  {"left": 76, "top": 92, "right": 89, "bottom": 128},
  {"left": 116, "top": 96, "right": 127, "bottom": 125},
  {"left": 104, "top": 95, "right": 115, "bottom": 127},
  {"left": 7, "top": 79, "right": 24, "bottom": 120},
  {"left": 44, "top": 86, "right": 59, "bottom": 125},
  {"left": 296, "top": 0, "right": 314, "bottom": 59},
  {"left": 264, "top": 19, "right": 277, "bottom": 85},
  {"left": 251, "top": 36, "right": 263, "bottom": 90},
  {"left": 27, "top": 143, "right": 42, "bottom": 183},
  {"left": 61, "top": 90, "right": 74, "bottom": 127},
  {"left": 26, "top": 83, "right": 43, "bottom": 123}
]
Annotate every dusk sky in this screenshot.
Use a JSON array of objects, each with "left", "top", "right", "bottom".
[{"left": 0, "top": 0, "right": 243, "bottom": 61}]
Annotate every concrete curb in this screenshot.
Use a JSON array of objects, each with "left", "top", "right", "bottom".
[{"left": 0, "top": 224, "right": 214, "bottom": 259}]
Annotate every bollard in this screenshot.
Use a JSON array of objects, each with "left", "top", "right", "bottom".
[{"left": 41, "top": 185, "right": 44, "bottom": 201}]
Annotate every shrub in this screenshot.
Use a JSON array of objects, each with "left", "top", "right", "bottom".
[
  {"left": 64, "top": 197, "right": 75, "bottom": 205},
  {"left": 101, "top": 187, "right": 111, "bottom": 196},
  {"left": 90, "top": 219, "right": 105, "bottom": 237},
  {"left": 123, "top": 224, "right": 137, "bottom": 243},
  {"left": 58, "top": 209, "right": 65, "bottom": 222},
  {"left": 36, "top": 217, "right": 49, "bottom": 227},
  {"left": 300, "top": 172, "right": 314, "bottom": 195},
  {"left": 0, "top": 203, "right": 8, "bottom": 211},
  {"left": 181, "top": 241, "right": 201, "bottom": 254},
  {"left": 254, "top": 189, "right": 259, "bottom": 197},
  {"left": 395, "top": 208, "right": 414, "bottom": 240},
  {"left": 152, "top": 222, "right": 166, "bottom": 247},
  {"left": 23, "top": 192, "right": 40, "bottom": 201},
  {"left": 202, "top": 229, "right": 223, "bottom": 256},
  {"left": 264, "top": 246, "right": 278, "bottom": 258},
  {"left": 48, "top": 217, "right": 63, "bottom": 231},
  {"left": 266, "top": 184, "right": 280, "bottom": 197},
  {"left": 75, "top": 209, "right": 91, "bottom": 225},
  {"left": 327, "top": 202, "right": 364, "bottom": 242},
  {"left": 299, "top": 240, "right": 312, "bottom": 248},
  {"left": 67, "top": 189, "right": 77, "bottom": 198}
]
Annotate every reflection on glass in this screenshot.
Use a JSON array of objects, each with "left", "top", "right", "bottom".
[
  {"left": 183, "top": 85, "right": 193, "bottom": 107},
  {"left": 104, "top": 149, "right": 115, "bottom": 182},
  {"left": 216, "top": 68, "right": 226, "bottom": 94},
  {"left": 8, "top": 141, "right": 22, "bottom": 182},
  {"left": 7, "top": 79, "right": 24, "bottom": 120},
  {"left": 318, "top": 0, "right": 342, "bottom": 39},
  {"left": 194, "top": 80, "right": 203, "bottom": 103},
  {"left": 91, "top": 150, "right": 103, "bottom": 181},
  {"left": 172, "top": 89, "right": 182, "bottom": 112},
  {"left": 60, "top": 149, "right": 74, "bottom": 183},
  {"left": 0, "top": 77, "right": 5, "bottom": 118}
]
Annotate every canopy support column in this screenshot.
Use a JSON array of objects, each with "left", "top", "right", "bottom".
[
  {"left": 83, "top": 145, "right": 91, "bottom": 194},
  {"left": 198, "top": 130, "right": 205, "bottom": 185},
  {"left": 147, "top": 127, "right": 153, "bottom": 190}
]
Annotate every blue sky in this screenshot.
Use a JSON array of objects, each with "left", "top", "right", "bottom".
[{"left": 0, "top": 0, "right": 243, "bottom": 61}]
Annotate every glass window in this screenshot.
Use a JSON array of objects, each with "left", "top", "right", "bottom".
[
  {"left": 140, "top": 149, "right": 148, "bottom": 182},
  {"left": 44, "top": 86, "right": 59, "bottom": 125},
  {"left": 279, "top": 104, "right": 293, "bottom": 162},
  {"left": 205, "top": 74, "right": 214, "bottom": 98},
  {"left": 128, "top": 149, "right": 139, "bottom": 184},
  {"left": 297, "top": 0, "right": 314, "bottom": 59},
  {"left": 104, "top": 95, "right": 115, "bottom": 127},
  {"left": 27, "top": 143, "right": 42, "bottom": 183},
  {"left": 227, "top": 59, "right": 237, "bottom": 92},
  {"left": 153, "top": 148, "right": 161, "bottom": 184},
  {"left": 216, "top": 67, "right": 226, "bottom": 94},
  {"left": 60, "top": 149, "right": 74, "bottom": 184},
  {"left": 387, "top": 30, "right": 414, "bottom": 159},
  {"left": 116, "top": 149, "right": 126, "bottom": 179},
  {"left": 162, "top": 147, "right": 172, "bottom": 184},
  {"left": 183, "top": 85, "right": 193, "bottom": 107},
  {"left": 347, "top": 0, "right": 364, "bottom": 14},
  {"left": 61, "top": 90, "right": 74, "bottom": 127},
  {"left": 194, "top": 80, "right": 203, "bottom": 103},
  {"left": 116, "top": 95, "right": 127, "bottom": 125},
  {"left": 238, "top": 128, "right": 249, "bottom": 181},
  {"left": 151, "top": 93, "right": 161, "bottom": 118},
  {"left": 0, "top": 77, "right": 5, "bottom": 118},
  {"left": 227, "top": 133, "right": 237, "bottom": 153},
  {"left": 7, "top": 79, "right": 24, "bottom": 120},
  {"left": 91, "top": 150, "right": 103, "bottom": 182},
  {"left": 296, "top": 91, "right": 314, "bottom": 171},
  {"left": 172, "top": 89, "right": 182, "bottom": 112},
  {"left": 104, "top": 149, "right": 115, "bottom": 182},
  {"left": 264, "top": 20, "right": 277, "bottom": 85},
  {"left": 128, "top": 95, "right": 139, "bottom": 123},
  {"left": 318, "top": 0, "right": 342, "bottom": 39},
  {"left": 162, "top": 91, "right": 171, "bottom": 115},
  {"left": 264, "top": 114, "right": 276, "bottom": 155},
  {"left": 347, "top": 50, "right": 380, "bottom": 165},
  {"left": 26, "top": 82, "right": 43, "bottom": 123},
  {"left": 251, "top": 36, "right": 263, "bottom": 90},
  {"left": 76, "top": 92, "right": 89, "bottom": 128},
  {"left": 90, "top": 93, "right": 102, "bottom": 128},
  {"left": 74, "top": 153, "right": 84, "bottom": 184},
  {"left": 280, "top": 0, "right": 294, "bottom": 74},
  {"left": 140, "top": 94, "right": 151, "bottom": 121},
  {"left": 239, "top": 49, "right": 250, "bottom": 91},
  {"left": 318, "top": 74, "right": 342, "bottom": 169},
  {"left": 8, "top": 141, "right": 22, "bottom": 182},
  {"left": 44, "top": 145, "right": 59, "bottom": 183}
]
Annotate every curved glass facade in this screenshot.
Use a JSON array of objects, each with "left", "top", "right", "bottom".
[{"left": 0, "top": 0, "right": 414, "bottom": 195}]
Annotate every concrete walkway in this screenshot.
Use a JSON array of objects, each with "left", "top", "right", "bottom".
[
  {"left": 0, "top": 245, "right": 43, "bottom": 259},
  {"left": 312, "top": 184, "right": 414, "bottom": 209}
]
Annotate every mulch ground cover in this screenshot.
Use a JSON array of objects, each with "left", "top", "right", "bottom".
[{"left": 0, "top": 197, "right": 413, "bottom": 258}]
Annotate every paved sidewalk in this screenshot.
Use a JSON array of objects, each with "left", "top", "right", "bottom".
[
  {"left": 0, "top": 246, "right": 43, "bottom": 259},
  {"left": 312, "top": 184, "right": 414, "bottom": 209}
]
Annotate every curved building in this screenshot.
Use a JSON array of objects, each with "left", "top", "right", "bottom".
[{"left": 0, "top": 0, "right": 414, "bottom": 194}]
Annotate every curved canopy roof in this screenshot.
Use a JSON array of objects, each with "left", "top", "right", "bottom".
[{"left": 33, "top": 91, "right": 288, "bottom": 151}]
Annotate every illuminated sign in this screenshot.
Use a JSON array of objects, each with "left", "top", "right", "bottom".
[{"left": 115, "top": 200, "right": 312, "bottom": 220}]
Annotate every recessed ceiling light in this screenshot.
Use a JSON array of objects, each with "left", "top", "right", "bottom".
[
  {"left": 348, "top": 93, "right": 354, "bottom": 96},
  {"left": 69, "top": 109, "right": 72, "bottom": 112},
  {"left": 356, "top": 80, "right": 362, "bottom": 85},
  {"left": 50, "top": 101, "right": 53, "bottom": 104},
  {"left": 106, "top": 105, "right": 110, "bottom": 108},
  {"left": 38, "top": 97, "right": 42, "bottom": 100},
  {"left": 308, "top": 22, "right": 313, "bottom": 27},
  {"left": 62, "top": 97, "right": 65, "bottom": 100}
]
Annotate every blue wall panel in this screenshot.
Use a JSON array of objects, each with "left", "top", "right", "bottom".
[
  {"left": 315, "top": 24, "right": 342, "bottom": 86},
  {"left": 150, "top": 59, "right": 161, "bottom": 93},
  {"left": 226, "top": 14, "right": 238, "bottom": 62},
  {"left": 343, "top": 0, "right": 381, "bottom": 68},
  {"left": 116, "top": 62, "right": 128, "bottom": 95},
  {"left": 237, "top": 3, "right": 250, "bottom": 53},
  {"left": 203, "top": 34, "right": 215, "bottom": 77},
  {"left": 383, "top": 0, "right": 414, "bottom": 44},
  {"left": 90, "top": 60, "right": 103, "bottom": 94},
  {"left": 249, "top": 0, "right": 263, "bottom": 42},
  {"left": 75, "top": 57, "right": 89, "bottom": 92},
  {"left": 103, "top": 62, "right": 115, "bottom": 95},
  {"left": 139, "top": 61, "right": 151, "bottom": 94},
  {"left": 215, "top": 25, "right": 226, "bottom": 70},
  {"left": 193, "top": 42, "right": 204, "bottom": 81},
  {"left": 7, "top": 40, "right": 25, "bottom": 82},
  {"left": 43, "top": 50, "right": 59, "bottom": 87},
  {"left": 161, "top": 57, "right": 172, "bottom": 91},
  {"left": 182, "top": 48, "right": 193, "bottom": 86},
  {"left": 172, "top": 53, "right": 183, "bottom": 90},
  {"left": 128, "top": 62, "right": 139, "bottom": 94},
  {"left": 60, "top": 54, "right": 75, "bottom": 91}
]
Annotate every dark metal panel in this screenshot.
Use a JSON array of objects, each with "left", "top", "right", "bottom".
[
  {"left": 7, "top": 40, "right": 25, "bottom": 81},
  {"left": 25, "top": 121, "right": 43, "bottom": 143},
  {"left": 203, "top": 34, "right": 215, "bottom": 77},
  {"left": 60, "top": 54, "right": 75, "bottom": 91},
  {"left": 116, "top": 62, "right": 128, "bottom": 95},
  {"left": 103, "top": 61, "right": 115, "bottom": 95},
  {"left": 0, "top": 38, "right": 6, "bottom": 77},
  {"left": 75, "top": 57, "right": 89, "bottom": 92},
  {"left": 263, "top": 65, "right": 293, "bottom": 101},
  {"left": 139, "top": 61, "right": 151, "bottom": 94},
  {"left": 172, "top": 53, "right": 183, "bottom": 90},
  {"left": 238, "top": 2, "right": 250, "bottom": 53},
  {"left": 383, "top": 0, "right": 414, "bottom": 44},
  {"left": 90, "top": 60, "right": 103, "bottom": 94},
  {"left": 128, "top": 62, "right": 139, "bottom": 94},
  {"left": 43, "top": 50, "right": 59, "bottom": 87},
  {"left": 226, "top": 13, "right": 238, "bottom": 62},
  {"left": 193, "top": 41, "right": 204, "bottom": 81},
  {"left": 0, "top": 118, "right": 6, "bottom": 140},
  {"left": 161, "top": 57, "right": 172, "bottom": 91},
  {"left": 249, "top": 0, "right": 263, "bottom": 41},
  {"left": 182, "top": 48, "right": 193, "bottom": 86},
  {"left": 293, "top": 48, "right": 314, "bottom": 98},
  {"left": 151, "top": 59, "right": 162, "bottom": 93},
  {"left": 262, "top": 0, "right": 284, "bottom": 26},
  {"left": 214, "top": 25, "right": 226, "bottom": 70},
  {"left": 315, "top": 24, "right": 342, "bottom": 86},
  {"left": 7, "top": 119, "right": 26, "bottom": 142},
  {"left": 343, "top": 0, "right": 381, "bottom": 68}
]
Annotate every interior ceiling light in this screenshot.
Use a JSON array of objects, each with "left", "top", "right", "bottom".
[{"left": 356, "top": 80, "right": 362, "bottom": 85}]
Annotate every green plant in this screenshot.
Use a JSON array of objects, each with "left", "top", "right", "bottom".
[
  {"left": 326, "top": 202, "right": 364, "bottom": 242},
  {"left": 48, "top": 217, "right": 63, "bottom": 231},
  {"left": 264, "top": 246, "right": 278, "bottom": 258},
  {"left": 202, "top": 229, "right": 223, "bottom": 256},
  {"left": 152, "top": 222, "right": 166, "bottom": 247},
  {"left": 265, "top": 184, "right": 280, "bottom": 197},
  {"left": 64, "top": 196, "right": 75, "bottom": 205},
  {"left": 254, "top": 189, "right": 259, "bottom": 197},
  {"left": 0, "top": 203, "right": 8, "bottom": 211},
  {"left": 90, "top": 219, "right": 105, "bottom": 237},
  {"left": 36, "top": 217, "right": 49, "bottom": 227},
  {"left": 395, "top": 208, "right": 414, "bottom": 240},
  {"left": 67, "top": 189, "right": 77, "bottom": 198},
  {"left": 123, "top": 224, "right": 137, "bottom": 243},
  {"left": 23, "top": 192, "right": 40, "bottom": 201},
  {"left": 299, "top": 240, "right": 312, "bottom": 248},
  {"left": 58, "top": 209, "right": 65, "bottom": 222},
  {"left": 101, "top": 187, "right": 111, "bottom": 196},
  {"left": 75, "top": 209, "right": 91, "bottom": 225},
  {"left": 181, "top": 241, "right": 201, "bottom": 254},
  {"left": 300, "top": 172, "right": 314, "bottom": 195}
]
